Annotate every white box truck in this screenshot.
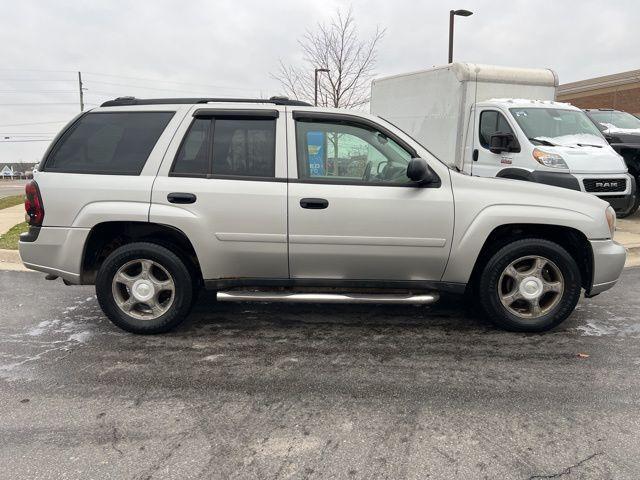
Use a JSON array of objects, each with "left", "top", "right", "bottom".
[{"left": 370, "top": 63, "right": 638, "bottom": 217}]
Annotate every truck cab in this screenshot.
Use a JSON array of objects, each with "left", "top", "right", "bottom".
[
  {"left": 469, "top": 99, "right": 636, "bottom": 216},
  {"left": 370, "top": 63, "right": 637, "bottom": 217}
]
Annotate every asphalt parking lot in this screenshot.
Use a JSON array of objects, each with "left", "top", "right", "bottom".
[{"left": 1, "top": 269, "right": 640, "bottom": 480}]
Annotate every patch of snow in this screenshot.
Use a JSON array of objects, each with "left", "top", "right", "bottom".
[
  {"left": 202, "top": 354, "right": 225, "bottom": 361},
  {"left": 534, "top": 133, "right": 608, "bottom": 148},
  {"left": 600, "top": 123, "right": 640, "bottom": 135},
  {"left": 68, "top": 331, "right": 92, "bottom": 343}
]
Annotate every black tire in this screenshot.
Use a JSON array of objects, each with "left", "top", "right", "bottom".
[
  {"left": 96, "top": 242, "right": 194, "bottom": 334},
  {"left": 615, "top": 195, "right": 640, "bottom": 218},
  {"left": 477, "top": 238, "right": 582, "bottom": 332}
]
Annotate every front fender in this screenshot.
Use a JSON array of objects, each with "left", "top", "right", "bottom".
[{"left": 442, "top": 204, "right": 607, "bottom": 283}]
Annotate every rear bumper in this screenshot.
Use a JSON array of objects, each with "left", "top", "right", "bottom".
[
  {"left": 18, "top": 226, "right": 90, "bottom": 284},
  {"left": 587, "top": 239, "right": 627, "bottom": 296}
]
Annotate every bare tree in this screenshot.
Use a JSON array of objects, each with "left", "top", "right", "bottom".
[{"left": 271, "top": 8, "right": 385, "bottom": 109}]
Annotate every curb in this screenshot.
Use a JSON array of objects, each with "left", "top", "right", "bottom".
[{"left": 0, "top": 249, "right": 29, "bottom": 272}]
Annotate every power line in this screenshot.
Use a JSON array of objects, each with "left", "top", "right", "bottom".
[
  {"left": 83, "top": 72, "right": 259, "bottom": 92},
  {"left": 0, "top": 90, "right": 77, "bottom": 94},
  {"left": 0, "top": 139, "right": 54, "bottom": 143},
  {"left": 0, "top": 102, "right": 97, "bottom": 106},
  {"left": 0, "top": 120, "right": 70, "bottom": 127}
]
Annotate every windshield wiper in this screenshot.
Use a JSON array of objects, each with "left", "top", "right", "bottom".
[
  {"left": 575, "top": 143, "right": 602, "bottom": 148},
  {"left": 529, "top": 137, "right": 558, "bottom": 146}
]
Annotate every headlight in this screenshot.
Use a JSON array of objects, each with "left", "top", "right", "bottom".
[
  {"left": 605, "top": 206, "right": 616, "bottom": 238},
  {"left": 532, "top": 148, "right": 568, "bottom": 169}
]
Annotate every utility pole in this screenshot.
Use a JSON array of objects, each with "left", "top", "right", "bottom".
[{"left": 78, "top": 71, "right": 84, "bottom": 112}]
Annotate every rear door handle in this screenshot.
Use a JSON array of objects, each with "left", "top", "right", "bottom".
[
  {"left": 167, "top": 192, "right": 197, "bottom": 204},
  {"left": 300, "top": 198, "right": 329, "bottom": 209}
]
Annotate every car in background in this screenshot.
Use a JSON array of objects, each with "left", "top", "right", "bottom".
[{"left": 585, "top": 108, "right": 640, "bottom": 216}]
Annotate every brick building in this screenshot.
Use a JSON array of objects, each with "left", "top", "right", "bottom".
[{"left": 557, "top": 68, "right": 640, "bottom": 114}]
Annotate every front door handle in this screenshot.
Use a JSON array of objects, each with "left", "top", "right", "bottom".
[
  {"left": 300, "top": 198, "right": 329, "bottom": 209},
  {"left": 168, "top": 192, "right": 197, "bottom": 204}
]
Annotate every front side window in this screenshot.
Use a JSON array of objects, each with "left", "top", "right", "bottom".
[
  {"left": 510, "top": 107, "right": 606, "bottom": 146},
  {"left": 171, "top": 117, "right": 276, "bottom": 178},
  {"left": 479, "top": 110, "right": 515, "bottom": 148},
  {"left": 296, "top": 120, "right": 413, "bottom": 184},
  {"left": 46, "top": 112, "right": 174, "bottom": 174}
]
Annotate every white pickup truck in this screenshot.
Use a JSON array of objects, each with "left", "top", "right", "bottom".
[
  {"left": 19, "top": 97, "right": 625, "bottom": 334},
  {"left": 370, "top": 63, "right": 637, "bottom": 217}
]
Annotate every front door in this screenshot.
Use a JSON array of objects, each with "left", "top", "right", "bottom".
[
  {"left": 287, "top": 111, "right": 454, "bottom": 281},
  {"left": 474, "top": 108, "right": 520, "bottom": 177}
]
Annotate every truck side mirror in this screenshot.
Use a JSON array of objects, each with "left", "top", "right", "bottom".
[
  {"left": 489, "top": 132, "right": 519, "bottom": 154},
  {"left": 407, "top": 158, "right": 437, "bottom": 185}
]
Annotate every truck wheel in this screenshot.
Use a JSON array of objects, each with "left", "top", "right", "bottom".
[
  {"left": 615, "top": 195, "right": 640, "bottom": 218},
  {"left": 96, "top": 242, "right": 194, "bottom": 334},
  {"left": 478, "top": 239, "right": 581, "bottom": 332}
]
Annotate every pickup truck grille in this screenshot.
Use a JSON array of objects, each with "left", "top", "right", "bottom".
[{"left": 583, "top": 178, "right": 627, "bottom": 193}]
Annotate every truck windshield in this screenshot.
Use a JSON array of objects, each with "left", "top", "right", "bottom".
[
  {"left": 588, "top": 111, "right": 640, "bottom": 133},
  {"left": 509, "top": 107, "right": 607, "bottom": 147}
]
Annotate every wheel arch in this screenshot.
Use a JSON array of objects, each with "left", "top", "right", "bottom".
[
  {"left": 465, "top": 223, "right": 593, "bottom": 293},
  {"left": 80, "top": 221, "right": 203, "bottom": 285}
]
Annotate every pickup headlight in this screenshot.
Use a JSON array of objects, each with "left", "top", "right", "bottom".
[
  {"left": 605, "top": 205, "right": 616, "bottom": 238},
  {"left": 532, "top": 148, "right": 568, "bottom": 169}
]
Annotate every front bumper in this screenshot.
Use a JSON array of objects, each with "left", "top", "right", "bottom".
[{"left": 587, "top": 239, "right": 627, "bottom": 296}]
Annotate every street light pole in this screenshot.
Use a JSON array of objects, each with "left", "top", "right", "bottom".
[
  {"left": 448, "top": 9, "right": 473, "bottom": 64},
  {"left": 314, "top": 68, "right": 330, "bottom": 106}
]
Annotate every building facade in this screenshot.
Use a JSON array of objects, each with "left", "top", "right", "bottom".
[
  {"left": 557, "top": 69, "right": 640, "bottom": 114},
  {"left": 0, "top": 163, "right": 38, "bottom": 179}
]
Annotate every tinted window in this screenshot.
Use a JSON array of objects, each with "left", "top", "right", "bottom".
[
  {"left": 172, "top": 118, "right": 211, "bottom": 176},
  {"left": 296, "top": 120, "right": 412, "bottom": 184},
  {"left": 479, "top": 110, "right": 515, "bottom": 148},
  {"left": 212, "top": 119, "right": 276, "bottom": 177},
  {"left": 46, "top": 112, "right": 174, "bottom": 174}
]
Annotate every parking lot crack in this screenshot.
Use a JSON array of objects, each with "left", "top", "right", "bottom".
[{"left": 528, "top": 452, "right": 602, "bottom": 479}]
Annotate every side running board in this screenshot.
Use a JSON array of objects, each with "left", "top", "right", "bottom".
[{"left": 216, "top": 291, "right": 439, "bottom": 305}]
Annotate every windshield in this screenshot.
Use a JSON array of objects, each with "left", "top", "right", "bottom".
[
  {"left": 588, "top": 110, "right": 640, "bottom": 133},
  {"left": 509, "top": 107, "right": 606, "bottom": 147}
]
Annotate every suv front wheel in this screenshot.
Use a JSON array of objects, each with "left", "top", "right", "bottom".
[
  {"left": 478, "top": 238, "right": 582, "bottom": 332},
  {"left": 96, "top": 242, "right": 194, "bottom": 334}
]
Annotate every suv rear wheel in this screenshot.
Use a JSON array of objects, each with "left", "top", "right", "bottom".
[
  {"left": 96, "top": 242, "right": 194, "bottom": 334},
  {"left": 478, "top": 238, "right": 581, "bottom": 332}
]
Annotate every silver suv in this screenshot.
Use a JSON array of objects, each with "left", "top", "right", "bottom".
[{"left": 19, "top": 97, "right": 626, "bottom": 334}]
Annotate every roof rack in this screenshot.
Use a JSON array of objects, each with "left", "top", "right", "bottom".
[{"left": 100, "top": 96, "right": 312, "bottom": 107}]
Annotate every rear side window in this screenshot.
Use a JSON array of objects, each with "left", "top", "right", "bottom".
[
  {"left": 172, "top": 118, "right": 211, "bottom": 176},
  {"left": 45, "top": 112, "right": 174, "bottom": 175},
  {"left": 171, "top": 117, "right": 276, "bottom": 178}
]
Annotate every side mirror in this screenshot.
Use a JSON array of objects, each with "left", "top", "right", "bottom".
[
  {"left": 489, "top": 132, "right": 519, "bottom": 154},
  {"left": 407, "top": 158, "right": 436, "bottom": 185}
]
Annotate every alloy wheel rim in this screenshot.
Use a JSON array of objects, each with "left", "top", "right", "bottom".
[
  {"left": 498, "top": 255, "right": 564, "bottom": 319},
  {"left": 111, "top": 259, "right": 175, "bottom": 320}
]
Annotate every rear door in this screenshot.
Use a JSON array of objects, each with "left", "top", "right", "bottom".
[
  {"left": 286, "top": 110, "right": 454, "bottom": 282},
  {"left": 151, "top": 105, "right": 288, "bottom": 281}
]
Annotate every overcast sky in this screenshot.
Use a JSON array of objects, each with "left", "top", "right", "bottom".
[{"left": 1, "top": 0, "right": 639, "bottom": 163}]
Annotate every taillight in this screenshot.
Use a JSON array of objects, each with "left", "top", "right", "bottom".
[{"left": 25, "top": 180, "right": 44, "bottom": 226}]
